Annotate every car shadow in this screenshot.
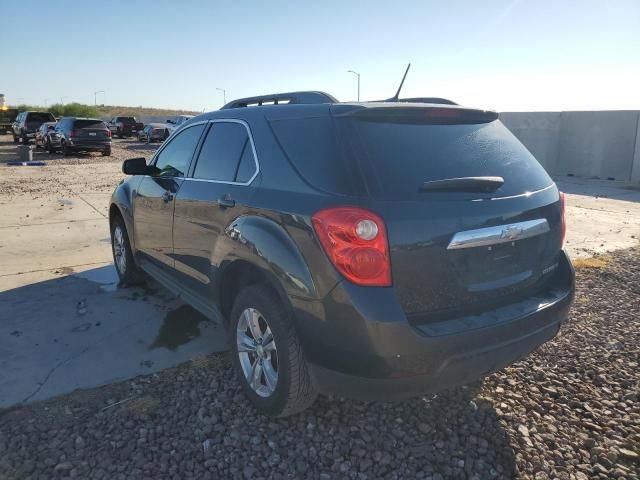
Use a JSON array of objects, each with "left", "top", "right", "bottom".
[{"left": 0, "top": 264, "right": 226, "bottom": 408}]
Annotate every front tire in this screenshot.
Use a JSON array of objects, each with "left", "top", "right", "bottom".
[
  {"left": 229, "top": 285, "right": 318, "bottom": 417},
  {"left": 110, "top": 214, "right": 144, "bottom": 285}
]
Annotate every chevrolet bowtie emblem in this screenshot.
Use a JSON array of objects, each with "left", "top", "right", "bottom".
[{"left": 501, "top": 225, "right": 523, "bottom": 240}]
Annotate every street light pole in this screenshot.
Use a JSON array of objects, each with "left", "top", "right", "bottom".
[
  {"left": 216, "top": 88, "right": 226, "bottom": 106},
  {"left": 347, "top": 70, "right": 361, "bottom": 101},
  {"left": 94, "top": 90, "right": 105, "bottom": 107},
  {"left": 44, "top": 98, "right": 50, "bottom": 108},
  {"left": 60, "top": 96, "right": 68, "bottom": 105}
]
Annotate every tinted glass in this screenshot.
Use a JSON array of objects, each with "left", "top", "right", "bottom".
[
  {"left": 74, "top": 119, "right": 105, "bottom": 129},
  {"left": 343, "top": 119, "right": 552, "bottom": 199},
  {"left": 119, "top": 117, "right": 136, "bottom": 124},
  {"left": 269, "top": 115, "right": 362, "bottom": 195},
  {"left": 193, "top": 122, "right": 254, "bottom": 182},
  {"left": 153, "top": 124, "right": 204, "bottom": 177},
  {"left": 236, "top": 143, "right": 256, "bottom": 183},
  {"left": 27, "top": 113, "right": 55, "bottom": 123}
]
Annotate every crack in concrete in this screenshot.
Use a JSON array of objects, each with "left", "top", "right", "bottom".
[
  {"left": 1, "top": 218, "right": 103, "bottom": 229},
  {"left": 20, "top": 320, "right": 141, "bottom": 404},
  {"left": 0, "top": 261, "right": 111, "bottom": 278}
]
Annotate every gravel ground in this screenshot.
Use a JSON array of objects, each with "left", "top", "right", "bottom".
[{"left": 1, "top": 250, "right": 638, "bottom": 479}]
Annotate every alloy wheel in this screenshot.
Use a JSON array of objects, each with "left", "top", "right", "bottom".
[
  {"left": 112, "top": 225, "right": 127, "bottom": 275},
  {"left": 236, "top": 308, "right": 279, "bottom": 397}
]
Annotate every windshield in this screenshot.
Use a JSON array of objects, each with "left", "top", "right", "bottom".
[
  {"left": 28, "top": 112, "right": 55, "bottom": 123},
  {"left": 75, "top": 119, "right": 106, "bottom": 129}
]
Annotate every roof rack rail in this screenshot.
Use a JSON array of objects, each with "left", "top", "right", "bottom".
[{"left": 221, "top": 91, "right": 338, "bottom": 109}]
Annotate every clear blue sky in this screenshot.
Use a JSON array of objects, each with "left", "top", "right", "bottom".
[{"left": 3, "top": 0, "right": 639, "bottom": 112}]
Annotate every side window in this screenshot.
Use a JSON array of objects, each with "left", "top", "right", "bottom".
[
  {"left": 152, "top": 124, "right": 205, "bottom": 177},
  {"left": 192, "top": 122, "right": 257, "bottom": 183}
]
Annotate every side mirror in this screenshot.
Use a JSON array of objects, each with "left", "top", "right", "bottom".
[{"left": 122, "top": 157, "right": 148, "bottom": 175}]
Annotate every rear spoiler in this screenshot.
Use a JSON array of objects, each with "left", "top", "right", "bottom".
[{"left": 341, "top": 105, "right": 499, "bottom": 125}]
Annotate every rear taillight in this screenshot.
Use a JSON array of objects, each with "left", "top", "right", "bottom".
[
  {"left": 560, "top": 192, "right": 566, "bottom": 247},
  {"left": 312, "top": 206, "right": 391, "bottom": 287},
  {"left": 106, "top": 129, "right": 112, "bottom": 138},
  {"left": 24, "top": 122, "right": 29, "bottom": 130},
  {"left": 69, "top": 129, "right": 77, "bottom": 138}
]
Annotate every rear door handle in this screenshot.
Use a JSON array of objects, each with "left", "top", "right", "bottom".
[
  {"left": 217, "top": 195, "right": 235, "bottom": 208},
  {"left": 162, "top": 191, "right": 174, "bottom": 203}
]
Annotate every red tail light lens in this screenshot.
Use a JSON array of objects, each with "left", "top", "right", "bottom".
[
  {"left": 312, "top": 207, "right": 391, "bottom": 287},
  {"left": 560, "top": 192, "right": 566, "bottom": 247},
  {"left": 69, "top": 129, "right": 77, "bottom": 138},
  {"left": 106, "top": 129, "right": 112, "bottom": 138}
]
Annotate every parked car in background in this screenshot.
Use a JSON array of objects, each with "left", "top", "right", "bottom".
[
  {"left": 165, "top": 115, "right": 193, "bottom": 135},
  {"left": 12, "top": 111, "right": 56, "bottom": 143},
  {"left": 49, "top": 117, "right": 111, "bottom": 156},
  {"left": 0, "top": 107, "right": 19, "bottom": 134},
  {"left": 108, "top": 116, "right": 144, "bottom": 138},
  {"left": 138, "top": 123, "right": 168, "bottom": 144},
  {"left": 34, "top": 122, "right": 57, "bottom": 150},
  {"left": 109, "top": 91, "right": 574, "bottom": 416}
]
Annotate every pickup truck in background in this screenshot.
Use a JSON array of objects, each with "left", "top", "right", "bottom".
[{"left": 107, "top": 116, "right": 144, "bottom": 138}]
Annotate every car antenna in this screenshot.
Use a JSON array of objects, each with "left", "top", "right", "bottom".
[{"left": 388, "top": 63, "right": 411, "bottom": 102}]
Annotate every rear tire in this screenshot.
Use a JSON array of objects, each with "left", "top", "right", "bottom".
[
  {"left": 62, "top": 142, "right": 72, "bottom": 156},
  {"left": 110, "top": 214, "right": 144, "bottom": 285},
  {"left": 229, "top": 285, "right": 318, "bottom": 417},
  {"left": 13, "top": 134, "right": 19, "bottom": 143},
  {"left": 102, "top": 147, "right": 111, "bottom": 157}
]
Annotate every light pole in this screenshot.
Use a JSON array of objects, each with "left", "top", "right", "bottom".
[
  {"left": 94, "top": 90, "right": 105, "bottom": 106},
  {"left": 216, "top": 88, "right": 226, "bottom": 105},
  {"left": 44, "top": 98, "right": 50, "bottom": 108},
  {"left": 60, "top": 96, "right": 69, "bottom": 105},
  {"left": 347, "top": 70, "right": 360, "bottom": 101}
]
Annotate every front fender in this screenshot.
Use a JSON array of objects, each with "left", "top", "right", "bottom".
[
  {"left": 222, "top": 215, "right": 317, "bottom": 300},
  {"left": 109, "top": 177, "right": 139, "bottom": 251}
]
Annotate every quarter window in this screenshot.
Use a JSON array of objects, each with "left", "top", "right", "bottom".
[
  {"left": 193, "top": 122, "right": 257, "bottom": 183},
  {"left": 152, "top": 124, "right": 205, "bottom": 177}
]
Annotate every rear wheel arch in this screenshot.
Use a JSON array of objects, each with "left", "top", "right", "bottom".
[{"left": 218, "top": 260, "right": 291, "bottom": 327}]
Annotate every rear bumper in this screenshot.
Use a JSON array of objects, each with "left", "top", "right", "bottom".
[
  {"left": 296, "top": 250, "right": 574, "bottom": 401},
  {"left": 67, "top": 141, "right": 111, "bottom": 151}
]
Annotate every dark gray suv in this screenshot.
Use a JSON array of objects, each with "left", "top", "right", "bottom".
[{"left": 109, "top": 91, "right": 575, "bottom": 416}]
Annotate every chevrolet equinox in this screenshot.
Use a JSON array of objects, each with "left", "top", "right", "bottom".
[{"left": 109, "top": 91, "right": 575, "bottom": 416}]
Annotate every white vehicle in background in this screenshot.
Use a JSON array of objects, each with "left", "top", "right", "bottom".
[{"left": 165, "top": 115, "right": 193, "bottom": 135}]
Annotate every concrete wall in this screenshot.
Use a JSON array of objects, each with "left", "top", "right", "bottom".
[{"left": 500, "top": 110, "right": 640, "bottom": 183}]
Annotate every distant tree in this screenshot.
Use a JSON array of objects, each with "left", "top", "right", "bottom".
[
  {"left": 16, "top": 104, "right": 40, "bottom": 112},
  {"left": 49, "top": 103, "right": 99, "bottom": 118}
]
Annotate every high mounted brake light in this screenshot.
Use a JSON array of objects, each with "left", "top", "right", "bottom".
[{"left": 312, "top": 207, "right": 391, "bottom": 287}]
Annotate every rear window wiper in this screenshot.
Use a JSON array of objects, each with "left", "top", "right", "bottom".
[{"left": 419, "top": 176, "right": 504, "bottom": 193}]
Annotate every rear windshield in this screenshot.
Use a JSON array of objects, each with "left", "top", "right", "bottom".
[
  {"left": 119, "top": 117, "right": 136, "bottom": 124},
  {"left": 75, "top": 119, "right": 106, "bottom": 129},
  {"left": 342, "top": 118, "right": 553, "bottom": 199},
  {"left": 27, "top": 112, "right": 55, "bottom": 122}
]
